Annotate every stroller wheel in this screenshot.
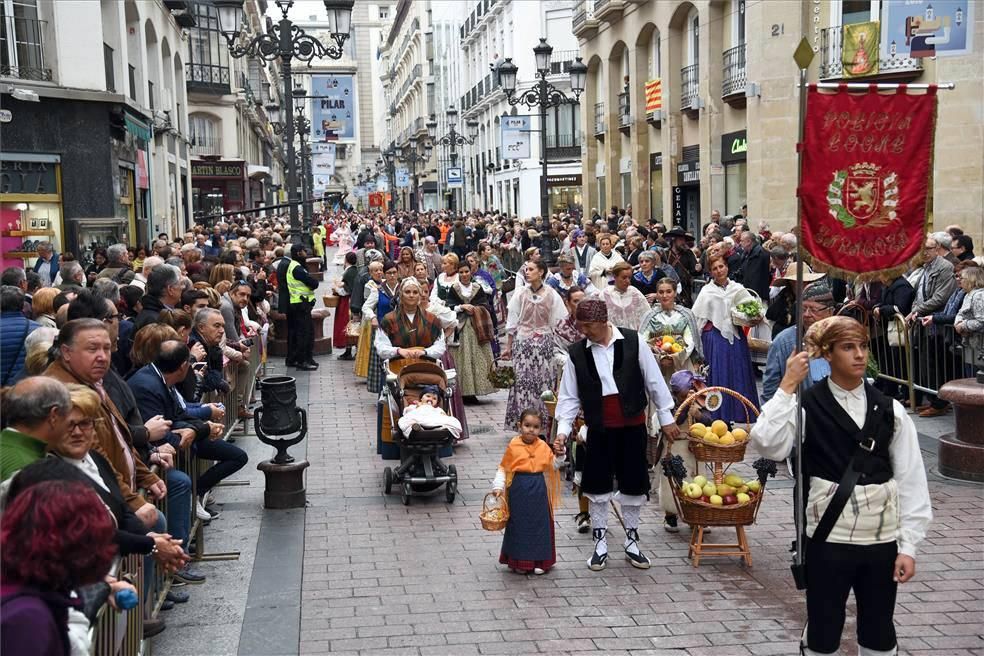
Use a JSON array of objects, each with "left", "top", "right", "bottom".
[
  {"left": 445, "top": 480, "right": 457, "bottom": 503},
  {"left": 401, "top": 481, "right": 412, "bottom": 506},
  {"left": 383, "top": 467, "right": 393, "bottom": 495},
  {"left": 448, "top": 464, "right": 458, "bottom": 483}
]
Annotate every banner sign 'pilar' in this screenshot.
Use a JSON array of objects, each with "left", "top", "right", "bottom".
[{"left": 799, "top": 84, "right": 937, "bottom": 279}]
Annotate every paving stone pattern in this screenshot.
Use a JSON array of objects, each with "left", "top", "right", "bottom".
[{"left": 299, "top": 334, "right": 984, "bottom": 656}]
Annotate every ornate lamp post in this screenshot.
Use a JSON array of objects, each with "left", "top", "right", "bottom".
[
  {"left": 496, "top": 38, "right": 587, "bottom": 221},
  {"left": 215, "top": 0, "right": 354, "bottom": 243},
  {"left": 426, "top": 106, "right": 478, "bottom": 211},
  {"left": 398, "top": 137, "right": 430, "bottom": 212}
]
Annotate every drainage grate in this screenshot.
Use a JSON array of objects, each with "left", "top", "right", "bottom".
[{"left": 469, "top": 424, "right": 495, "bottom": 435}]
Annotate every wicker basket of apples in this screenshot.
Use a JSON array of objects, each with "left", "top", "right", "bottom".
[
  {"left": 662, "top": 456, "right": 777, "bottom": 527},
  {"left": 676, "top": 387, "right": 758, "bottom": 463},
  {"left": 648, "top": 334, "right": 687, "bottom": 372}
]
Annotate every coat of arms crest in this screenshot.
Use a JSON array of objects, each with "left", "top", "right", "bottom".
[{"left": 826, "top": 162, "right": 899, "bottom": 229}]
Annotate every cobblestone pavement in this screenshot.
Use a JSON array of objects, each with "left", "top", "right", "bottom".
[{"left": 298, "top": 329, "right": 984, "bottom": 656}]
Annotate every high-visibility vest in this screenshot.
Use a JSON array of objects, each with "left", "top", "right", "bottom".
[{"left": 286, "top": 259, "right": 314, "bottom": 304}]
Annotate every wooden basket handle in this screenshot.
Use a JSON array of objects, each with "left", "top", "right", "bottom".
[{"left": 672, "top": 386, "right": 762, "bottom": 425}]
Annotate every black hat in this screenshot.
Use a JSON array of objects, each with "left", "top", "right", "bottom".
[{"left": 664, "top": 226, "right": 688, "bottom": 239}]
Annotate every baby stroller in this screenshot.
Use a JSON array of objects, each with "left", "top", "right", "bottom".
[{"left": 381, "top": 358, "right": 459, "bottom": 505}]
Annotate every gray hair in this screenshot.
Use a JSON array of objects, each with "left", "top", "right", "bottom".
[
  {"left": 60, "top": 260, "right": 84, "bottom": 285},
  {"left": 91, "top": 278, "right": 120, "bottom": 303},
  {"left": 638, "top": 251, "right": 658, "bottom": 263},
  {"left": 1, "top": 266, "right": 26, "bottom": 287},
  {"left": 36, "top": 240, "right": 53, "bottom": 253},
  {"left": 961, "top": 265, "right": 984, "bottom": 290},
  {"left": 106, "top": 243, "right": 128, "bottom": 265},
  {"left": 930, "top": 231, "right": 952, "bottom": 250},
  {"left": 146, "top": 263, "right": 180, "bottom": 298},
  {"left": 141, "top": 255, "right": 164, "bottom": 275},
  {"left": 2, "top": 376, "right": 71, "bottom": 427},
  {"left": 1, "top": 284, "right": 25, "bottom": 312},
  {"left": 194, "top": 307, "right": 222, "bottom": 327}
]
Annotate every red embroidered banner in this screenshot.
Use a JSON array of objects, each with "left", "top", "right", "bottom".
[{"left": 800, "top": 85, "right": 937, "bottom": 278}]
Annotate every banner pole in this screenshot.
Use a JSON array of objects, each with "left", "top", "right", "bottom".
[
  {"left": 813, "top": 81, "right": 955, "bottom": 91},
  {"left": 791, "top": 38, "right": 815, "bottom": 578}
]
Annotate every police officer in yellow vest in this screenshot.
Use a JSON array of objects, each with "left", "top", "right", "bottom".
[{"left": 277, "top": 243, "right": 320, "bottom": 370}]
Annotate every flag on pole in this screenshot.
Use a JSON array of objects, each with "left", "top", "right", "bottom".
[
  {"left": 799, "top": 85, "right": 937, "bottom": 280},
  {"left": 644, "top": 79, "right": 662, "bottom": 113}
]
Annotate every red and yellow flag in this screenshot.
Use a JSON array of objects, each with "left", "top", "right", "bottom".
[{"left": 645, "top": 79, "right": 662, "bottom": 113}]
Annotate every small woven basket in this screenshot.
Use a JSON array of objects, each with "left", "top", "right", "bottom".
[
  {"left": 674, "top": 387, "right": 759, "bottom": 463},
  {"left": 480, "top": 492, "right": 509, "bottom": 531},
  {"left": 488, "top": 361, "right": 515, "bottom": 389},
  {"left": 747, "top": 336, "right": 771, "bottom": 355},
  {"left": 322, "top": 294, "right": 340, "bottom": 308},
  {"left": 730, "top": 289, "right": 765, "bottom": 327}
]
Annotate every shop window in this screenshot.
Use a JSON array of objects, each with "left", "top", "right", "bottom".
[{"left": 725, "top": 162, "right": 747, "bottom": 217}]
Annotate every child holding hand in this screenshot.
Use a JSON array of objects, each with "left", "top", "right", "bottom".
[{"left": 492, "top": 409, "right": 564, "bottom": 575}]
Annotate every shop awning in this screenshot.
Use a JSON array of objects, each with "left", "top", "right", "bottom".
[{"left": 247, "top": 165, "right": 272, "bottom": 179}]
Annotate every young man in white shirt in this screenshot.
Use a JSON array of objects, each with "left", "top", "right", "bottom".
[{"left": 751, "top": 316, "right": 931, "bottom": 656}]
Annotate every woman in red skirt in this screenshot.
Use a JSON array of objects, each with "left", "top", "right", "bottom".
[{"left": 333, "top": 251, "right": 358, "bottom": 360}]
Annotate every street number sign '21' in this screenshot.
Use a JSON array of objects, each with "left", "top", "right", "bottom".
[{"left": 500, "top": 116, "right": 531, "bottom": 160}]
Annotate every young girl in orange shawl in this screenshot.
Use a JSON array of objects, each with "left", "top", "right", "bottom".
[{"left": 491, "top": 409, "right": 564, "bottom": 575}]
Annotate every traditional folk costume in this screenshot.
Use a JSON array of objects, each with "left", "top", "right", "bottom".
[
  {"left": 374, "top": 305, "right": 447, "bottom": 458},
  {"left": 600, "top": 284, "right": 651, "bottom": 332},
  {"left": 639, "top": 304, "right": 703, "bottom": 384},
  {"left": 430, "top": 272, "right": 458, "bottom": 304},
  {"left": 504, "top": 283, "right": 568, "bottom": 432},
  {"left": 331, "top": 223, "right": 355, "bottom": 266},
  {"left": 472, "top": 267, "right": 501, "bottom": 357},
  {"left": 691, "top": 278, "right": 761, "bottom": 422},
  {"left": 332, "top": 262, "right": 358, "bottom": 353},
  {"left": 445, "top": 279, "right": 496, "bottom": 398},
  {"left": 555, "top": 300, "right": 676, "bottom": 571},
  {"left": 661, "top": 371, "right": 709, "bottom": 527},
  {"left": 492, "top": 436, "right": 563, "bottom": 573},
  {"left": 353, "top": 278, "right": 379, "bottom": 378},
  {"left": 587, "top": 250, "right": 625, "bottom": 290},
  {"left": 421, "top": 295, "right": 471, "bottom": 442},
  {"left": 751, "top": 361, "right": 931, "bottom": 653},
  {"left": 546, "top": 270, "right": 597, "bottom": 298},
  {"left": 364, "top": 281, "right": 398, "bottom": 393}
]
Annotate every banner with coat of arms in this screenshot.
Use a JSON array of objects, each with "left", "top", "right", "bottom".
[{"left": 799, "top": 85, "right": 937, "bottom": 280}]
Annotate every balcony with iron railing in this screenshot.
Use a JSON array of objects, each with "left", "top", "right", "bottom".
[
  {"left": 545, "top": 133, "right": 582, "bottom": 160},
  {"left": 594, "top": 102, "right": 605, "bottom": 136},
  {"left": 572, "top": 0, "right": 599, "bottom": 38},
  {"left": 819, "top": 25, "right": 923, "bottom": 80},
  {"left": 548, "top": 50, "right": 579, "bottom": 76},
  {"left": 191, "top": 133, "right": 222, "bottom": 157},
  {"left": 1, "top": 15, "right": 52, "bottom": 81},
  {"left": 680, "top": 64, "right": 699, "bottom": 111},
  {"left": 186, "top": 62, "right": 231, "bottom": 94},
  {"left": 722, "top": 43, "right": 746, "bottom": 99},
  {"left": 617, "top": 92, "right": 630, "bottom": 129},
  {"left": 593, "top": 0, "right": 625, "bottom": 21}
]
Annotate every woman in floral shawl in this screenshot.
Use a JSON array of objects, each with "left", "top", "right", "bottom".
[
  {"left": 639, "top": 277, "right": 703, "bottom": 386},
  {"left": 445, "top": 260, "right": 496, "bottom": 401}
]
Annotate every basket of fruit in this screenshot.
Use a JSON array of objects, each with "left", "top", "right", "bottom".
[
  {"left": 662, "top": 456, "right": 777, "bottom": 526},
  {"left": 479, "top": 492, "right": 509, "bottom": 531},
  {"left": 730, "top": 291, "right": 765, "bottom": 327},
  {"left": 648, "top": 334, "right": 687, "bottom": 372},
  {"left": 675, "top": 387, "right": 758, "bottom": 462}
]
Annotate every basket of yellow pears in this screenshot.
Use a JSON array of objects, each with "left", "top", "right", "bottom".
[{"left": 677, "top": 387, "right": 757, "bottom": 463}]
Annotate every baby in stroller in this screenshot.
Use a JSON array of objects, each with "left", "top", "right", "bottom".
[{"left": 398, "top": 385, "right": 462, "bottom": 441}]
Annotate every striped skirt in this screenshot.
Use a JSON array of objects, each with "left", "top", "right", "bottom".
[
  {"left": 353, "top": 321, "right": 374, "bottom": 378},
  {"left": 367, "top": 342, "right": 384, "bottom": 394},
  {"left": 499, "top": 472, "right": 555, "bottom": 571}
]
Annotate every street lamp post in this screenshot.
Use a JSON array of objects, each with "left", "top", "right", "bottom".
[
  {"left": 398, "top": 137, "right": 430, "bottom": 212},
  {"left": 496, "top": 39, "right": 587, "bottom": 221},
  {"left": 215, "top": 0, "right": 354, "bottom": 243},
  {"left": 427, "top": 106, "right": 478, "bottom": 212}
]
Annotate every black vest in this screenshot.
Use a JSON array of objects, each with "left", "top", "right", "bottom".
[
  {"left": 802, "top": 379, "right": 895, "bottom": 485},
  {"left": 569, "top": 329, "right": 648, "bottom": 430}
]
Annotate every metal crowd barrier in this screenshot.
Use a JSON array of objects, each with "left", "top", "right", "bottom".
[
  {"left": 89, "top": 345, "right": 263, "bottom": 655},
  {"left": 870, "top": 315, "right": 981, "bottom": 404}
]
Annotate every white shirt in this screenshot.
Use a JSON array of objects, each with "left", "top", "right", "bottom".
[
  {"left": 373, "top": 312, "right": 447, "bottom": 361},
  {"left": 750, "top": 379, "right": 932, "bottom": 558},
  {"left": 555, "top": 324, "right": 675, "bottom": 437}
]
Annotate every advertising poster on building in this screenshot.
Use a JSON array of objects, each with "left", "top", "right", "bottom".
[
  {"left": 500, "top": 116, "right": 531, "bottom": 160},
  {"left": 313, "top": 174, "right": 331, "bottom": 197},
  {"left": 311, "top": 74, "right": 356, "bottom": 141},
  {"left": 395, "top": 168, "right": 410, "bottom": 188},
  {"left": 842, "top": 22, "right": 880, "bottom": 77},
  {"left": 446, "top": 166, "right": 463, "bottom": 188},
  {"left": 881, "top": 0, "right": 973, "bottom": 59},
  {"left": 311, "top": 142, "right": 336, "bottom": 177}
]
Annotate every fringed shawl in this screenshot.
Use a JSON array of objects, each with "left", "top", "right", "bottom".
[{"left": 499, "top": 436, "right": 562, "bottom": 511}]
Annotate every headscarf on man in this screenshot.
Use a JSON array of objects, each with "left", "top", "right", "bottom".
[{"left": 804, "top": 315, "right": 869, "bottom": 360}]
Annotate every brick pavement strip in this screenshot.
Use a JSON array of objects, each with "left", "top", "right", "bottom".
[{"left": 295, "top": 267, "right": 984, "bottom": 656}]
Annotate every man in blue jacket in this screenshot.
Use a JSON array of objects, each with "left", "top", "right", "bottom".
[
  {"left": 0, "top": 285, "right": 40, "bottom": 386},
  {"left": 128, "top": 340, "right": 247, "bottom": 522},
  {"left": 33, "top": 241, "right": 59, "bottom": 287}
]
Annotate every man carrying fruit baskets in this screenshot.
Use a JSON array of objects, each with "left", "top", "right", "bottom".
[
  {"left": 750, "top": 316, "right": 931, "bottom": 656},
  {"left": 553, "top": 299, "right": 678, "bottom": 571}
]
